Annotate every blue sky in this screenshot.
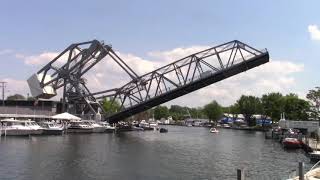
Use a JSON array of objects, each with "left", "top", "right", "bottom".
[{"left": 0, "top": 0, "right": 319, "bottom": 106}]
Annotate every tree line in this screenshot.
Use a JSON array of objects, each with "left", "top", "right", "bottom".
[{"left": 147, "top": 88, "right": 320, "bottom": 125}]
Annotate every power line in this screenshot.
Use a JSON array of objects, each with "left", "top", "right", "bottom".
[{"left": 0, "top": 81, "right": 7, "bottom": 106}]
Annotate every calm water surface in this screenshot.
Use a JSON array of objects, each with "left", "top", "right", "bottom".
[{"left": 0, "top": 126, "right": 312, "bottom": 180}]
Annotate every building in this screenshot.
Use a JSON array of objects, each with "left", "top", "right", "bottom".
[{"left": 0, "top": 100, "right": 63, "bottom": 121}]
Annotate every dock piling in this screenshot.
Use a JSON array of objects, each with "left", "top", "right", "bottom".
[
  {"left": 299, "top": 162, "right": 304, "bottom": 180},
  {"left": 237, "top": 169, "right": 245, "bottom": 180}
]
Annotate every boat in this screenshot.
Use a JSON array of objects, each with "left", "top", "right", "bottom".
[
  {"left": 39, "top": 122, "right": 64, "bottom": 135},
  {"left": 0, "top": 119, "right": 33, "bottom": 136},
  {"left": 282, "top": 137, "right": 301, "bottom": 149},
  {"left": 223, "top": 124, "right": 231, "bottom": 128},
  {"left": 287, "top": 160, "right": 320, "bottom": 179},
  {"left": 132, "top": 126, "right": 144, "bottom": 131},
  {"left": 82, "top": 120, "right": 105, "bottom": 133},
  {"left": 149, "top": 121, "right": 159, "bottom": 130},
  {"left": 210, "top": 128, "right": 219, "bottom": 133},
  {"left": 139, "top": 120, "right": 153, "bottom": 130},
  {"left": 159, "top": 128, "right": 168, "bottom": 133},
  {"left": 24, "top": 120, "right": 44, "bottom": 135},
  {"left": 99, "top": 122, "right": 116, "bottom": 133},
  {"left": 66, "top": 120, "right": 93, "bottom": 133}
]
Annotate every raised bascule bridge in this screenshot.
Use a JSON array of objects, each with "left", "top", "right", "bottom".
[{"left": 27, "top": 40, "right": 269, "bottom": 123}]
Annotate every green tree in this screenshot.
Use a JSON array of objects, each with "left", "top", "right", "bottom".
[
  {"left": 306, "top": 87, "right": 320, "bottom": 120},
  {"left": 7, "top": 94, "right": 26, "bottom": 100},
  {"left": 154, "top": 106, "right": 169, "bottom": 120},
  {"left": 169, "top": 105, "right": 186, "bottom": 120},
  {"left": 229, "top": 104, "right": 240, "bottom": 119},
  {"left": 203, "top": 100, "right": 223, "bottom": 122},
  {"left": 261, "top": 92, "right": 283, "bottom": 122},
  {"left": 237, "top": 95, "right": 262, "bottom": 126},
  {"left": 102, "top": 98, "right": 121, "bottom": 115},
  {"left": 282, "top": 94, "right": 310, "bottom": 121}
]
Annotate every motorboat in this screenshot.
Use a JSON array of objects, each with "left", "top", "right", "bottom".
[
  {"left": 282, "top": 138, "right": 301, "bottom": 149},
  {"left": 159, "top": 128, "right": 168, "bottom": 133},
  {"left": 0, "top": 119, "right": 33, "bottom": 136},
  {"left": 67, "top": 120, "right": 93, "bottom": 133},
  {"left": 139, "top": 120, "right": 153, "bottom": 130},
  {"left": 39, "top": 122, "right": 64, "bottom": 135},
  {"left": 149, "top": 121, "right": 159, "bottom": 130},
  {"left": 99, "top": 122, "right": 116, "bottom": 133},
  {"left": 210, "top": 128, "right": 219, "bottom": 133},
  {"left": 82, "top": 120, "right": 105, "bottom": 133},
  {"left": 132, "top": 126, "right": 144, "bottom": 131},
  {"left": 223, "top": 124, "right": 231, "bottom": 128},
  {"left": 24, "top": 120, "right": 44, "bottom": 135}
]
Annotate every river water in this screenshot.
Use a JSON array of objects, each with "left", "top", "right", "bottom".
[{"left": 0, "top": 126, "right": 313, "bottom": 180}]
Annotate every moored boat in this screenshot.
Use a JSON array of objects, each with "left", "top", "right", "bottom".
[
  {"left": 139, "top": 120, "right": 153, "bottom": 130},
  {"left": 0, "top": 119, "right": 33, "bottom": 136},
  {"left": 282, "top": 138, "right": 301, "bottom": 149},
  {"left": 99, "top": 122, "right": 116, "bottom": 133},
  {"left": 67, "top": 120, "right": 93, "bottom": 133},
  {"left": 24, "top": 120, "right": 44, "bottom": 135},
  {"left": 39, "top": 122, "right": 64, "bottom": 135},
  {"left": 222, "top": 124, "right": 231, "bottom": 128},
  {"left": 83, "top": 120, "right": 105, "bottom": 133},
  {"left": 132, "top": 126, "right": 144, "bottom": 131}
]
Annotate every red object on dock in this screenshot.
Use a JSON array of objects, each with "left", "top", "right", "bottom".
[{"left": 282, "top": 138, "right": 301, "bottom": 149}]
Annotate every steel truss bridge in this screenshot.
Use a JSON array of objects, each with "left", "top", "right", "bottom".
[{"left": 27, "top": 40, "right": 269, "bottom": 123}]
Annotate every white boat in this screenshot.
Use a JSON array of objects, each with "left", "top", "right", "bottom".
[
  {"left": 139, "top": 120, "right": 153, "bottom": 130},
  {"left": 288, "top": 160, "right": 320, "bottom": 179},
  {"left": 39, "top": 122, "right": 64, "bottom": 135},
  {"left": 223, "top": 124, "right": 231, "bottom": 128},
  {"left": 0, "top": 119, "right": 33, "bottom": 136},
  {"left": 149, "top": 121, "right": 159, "bottom": 130},
  {"left": 67, "top": 120, "right": 93, "bottom": 133},
  {"left": 99, "top": 122, "right": 116, "bottom": 133},
  {"left": 82, "top": 120, "right": 105, "bottom": 133},
  {"left": 24, "top": 120, "right": 44, "bottom": 135},
  {"left": 210, "top": 128, "right": 219, "bottom": 133}
]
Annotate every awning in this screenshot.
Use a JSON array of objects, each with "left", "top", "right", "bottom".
[{"left": 52, "top": 112, "right": 81, "bottom": 120}]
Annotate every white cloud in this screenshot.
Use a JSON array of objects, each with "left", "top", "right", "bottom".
[
  {"left": 17, "top": 52, "right": 60, "bottom": 65},
  {"left": 148, "top": 45, "right": 210, "bottom": 62},
  {"left": 308, "top": 24, "right": 320, "bottom": 41},
  {"left": 9, "top": 45, "right": 305, "bottom": 108}
]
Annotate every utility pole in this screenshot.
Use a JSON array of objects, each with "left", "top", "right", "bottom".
[{"left": 0, "top": 81, "right": 7, "bottom": 106}]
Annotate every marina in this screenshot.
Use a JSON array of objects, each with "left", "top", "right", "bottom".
[{"left": 0, "top": 126, "right": 314, "bottom": 180}]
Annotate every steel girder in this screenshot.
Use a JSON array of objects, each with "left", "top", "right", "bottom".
[
  {"left": 34, "top": 40, "right": 138, "bottom": 115},
  {"left": 91, "top": 40, "right": 269, "bottom": 123}
]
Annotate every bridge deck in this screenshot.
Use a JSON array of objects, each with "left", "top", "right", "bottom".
[{"left": 107, "top": 52, "right": 269, "bottom": 123}]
